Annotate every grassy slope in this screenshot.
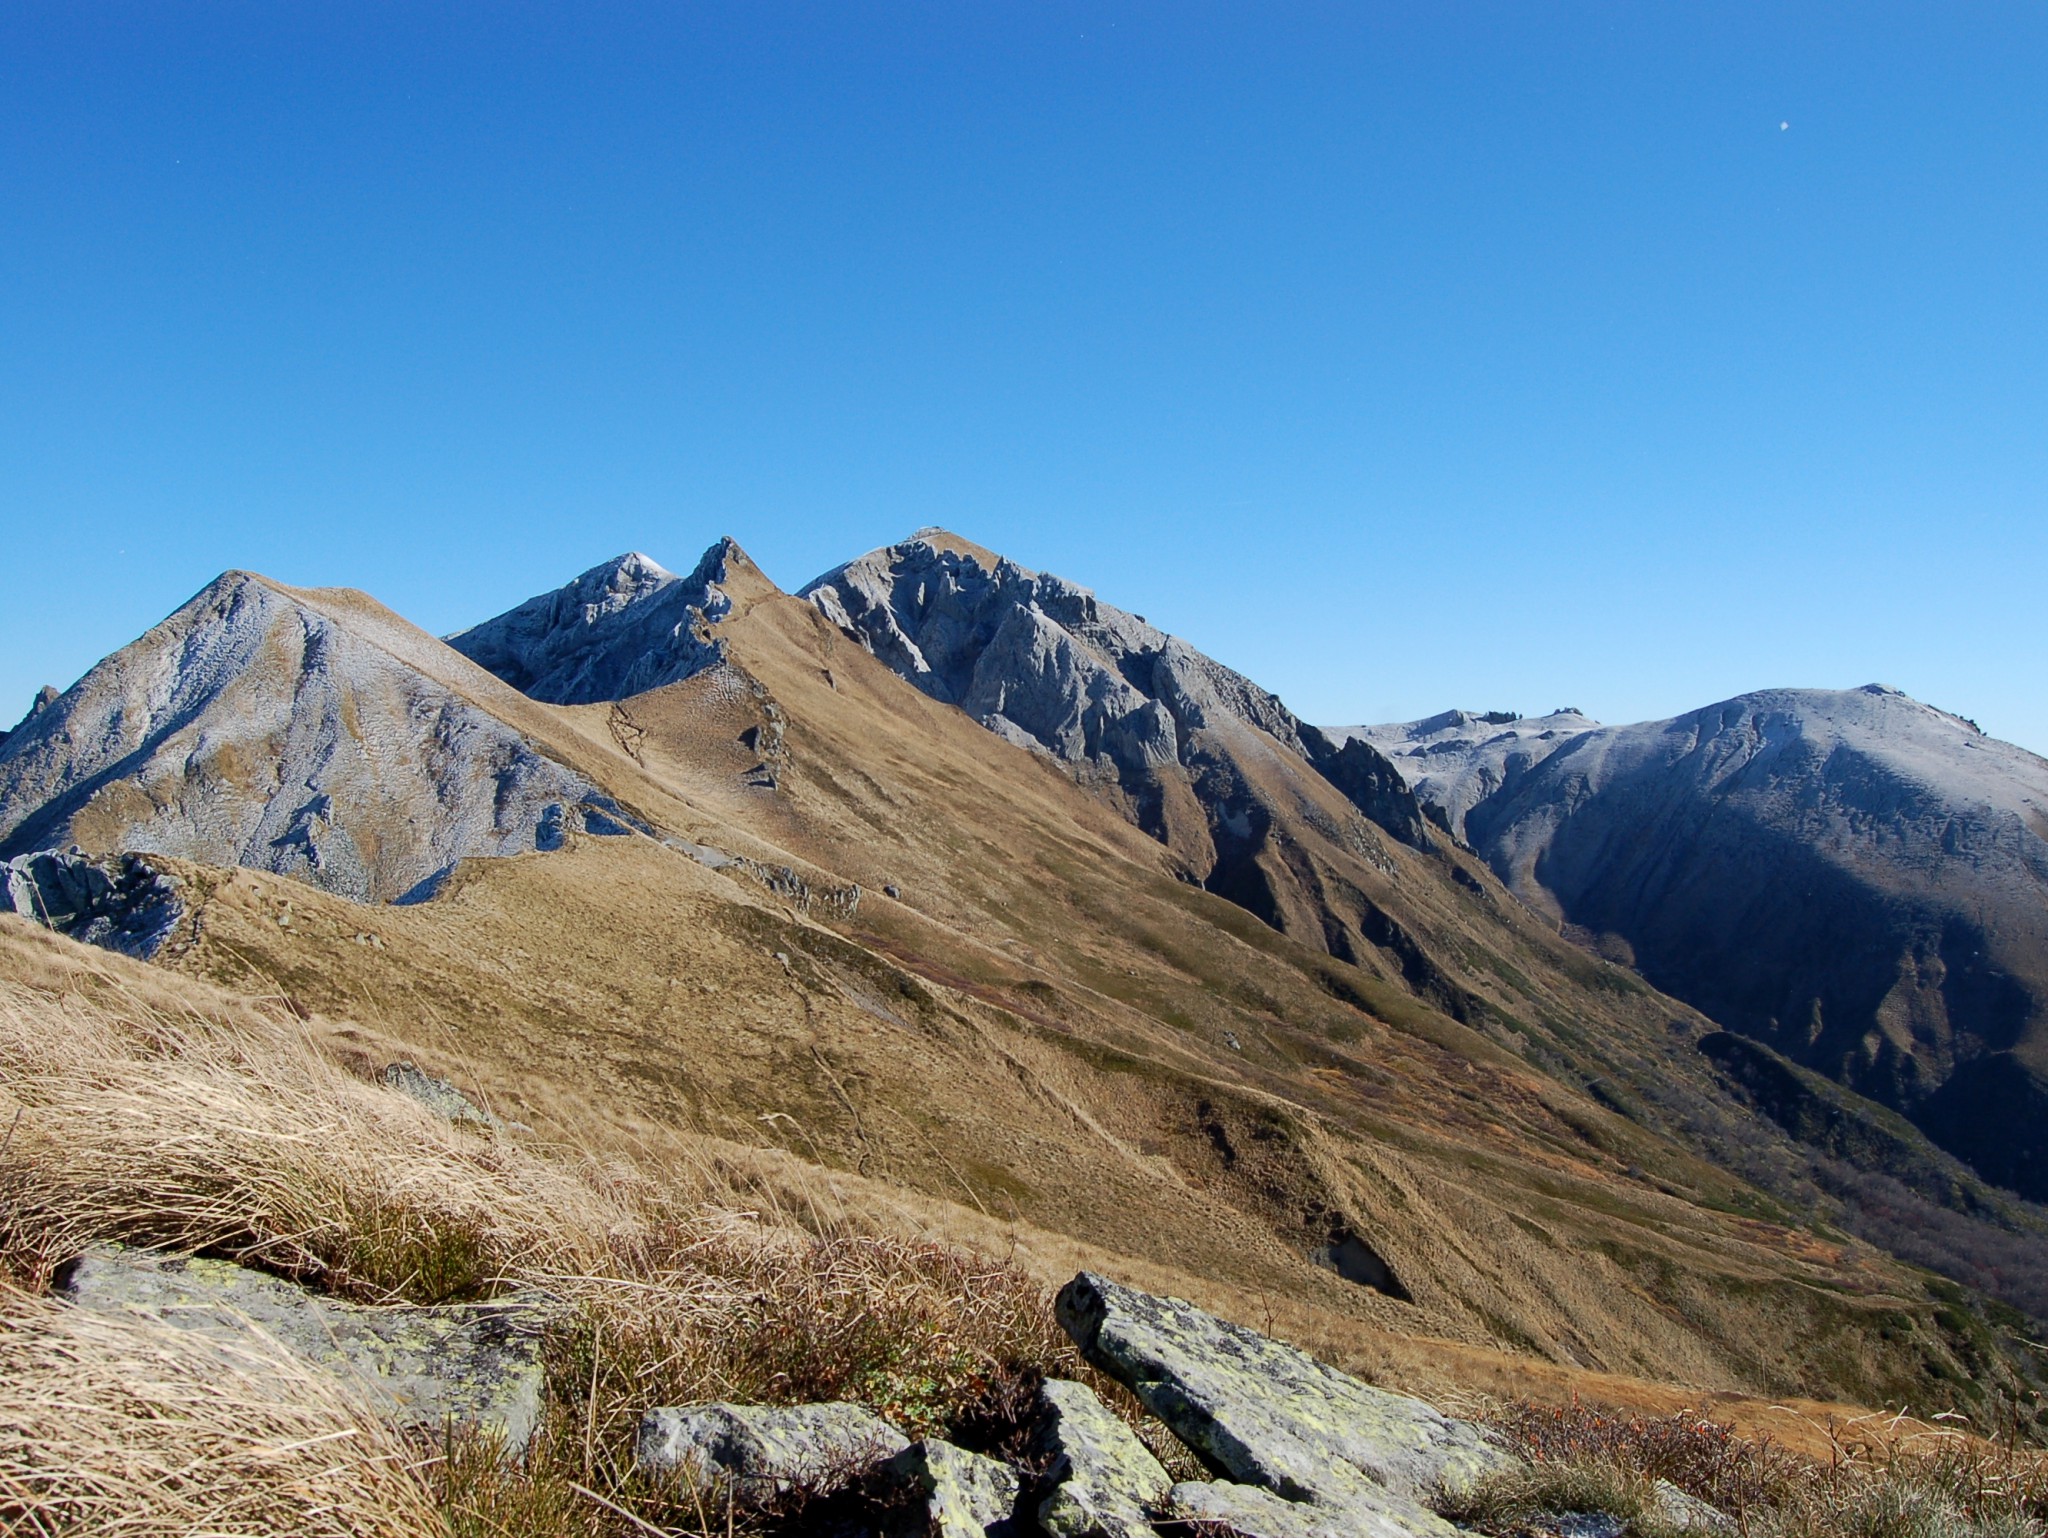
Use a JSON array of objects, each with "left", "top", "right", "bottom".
[{"left": 103, "top": 582, "right": 2029, "bottom": 1425}]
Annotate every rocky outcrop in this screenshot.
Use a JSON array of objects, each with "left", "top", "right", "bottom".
[
  {"left": 884, "top": 1437, "right": 1025, "bottom": 1537},
  {"left": 448, "top": 540, "right": 764, "bottom": 704},
  {"left": 801, "top": 532, "right": 1424, "bottom": 841},
  {"left": 1360, "top": 687, "right": 2048, "bottom": 1200},
  {"left": 1033, "top": 1377, "right": 1170, "bottom": 1538},
  {"left": 380, "top": 1060, "right": 519, "bottom": 1131},
  {"left": 635, "top": 1400, "right": 909, "bottom": 1493},
  {"left": 0, "top": 849, "right": 184, "bottom": 958},
  {"left": 1055, "top": 1271, "right": 1510, "bottom": 1536},
  {"left": 57, "top": 1246, "right": 550, "bottom": 1455},
  {"left": 800, "top": 531, "right": 1434, "bottom": 975},
  {"left": 0, "top": 572, "right": 631, "bottom": 907}
]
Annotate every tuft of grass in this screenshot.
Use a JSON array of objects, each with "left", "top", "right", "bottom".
[
  {"left": 0, "top": 1283, "right": 443, "bottom": 1538},
  {"left": 1447, "top": 1396, "right": 2048, "bottom": 1538}
]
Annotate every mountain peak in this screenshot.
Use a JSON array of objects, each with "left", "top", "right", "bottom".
[
  {"left": 0, "top": 572, "right": 613, "bottom": 904},
  {"left": 449, "top": 537, "right": 770, "bottom": 704},
  {"left": 903, "top": 526, "right": 1005, "bottom": 570}
]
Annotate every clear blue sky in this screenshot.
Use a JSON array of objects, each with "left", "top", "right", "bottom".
[{"left": 4, "top": 4, "right": 2044, "bottom": 752}]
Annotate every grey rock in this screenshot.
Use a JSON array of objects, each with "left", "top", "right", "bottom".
[
  {"left": 1170, "top": 1477, "right": 1450, "bottom": 1538},
  {"left": 1648, "top": 1478, "right": 1735, "bottom": 1534},
  {"left": 448, "top": 542, "right": 748, "bottom": 704},
  {"left": 1034, "top": 1377, "right": 1170, "bottom": 1538},
  {"left": 635, "top": 1400, "right": 908, "bottom": 1495},
  {"left": 883, "top": 1437, "right": 1023, "bottom": 1537},
  {"left": 1058, "top": 1272, "right": 1508, "bottom": 1537},
  {"left": 58, "top": 1245, "right": 550, "bottom": 1455},
  {"left": 0, "top": 849, "right": 184, "bottom": 959},
  {"left": 381, "top": 1060, "right": 498, "bottom": 1127},
  {"left": 1537, "top": 1517, "right": 1627, "bottom": 1538}
]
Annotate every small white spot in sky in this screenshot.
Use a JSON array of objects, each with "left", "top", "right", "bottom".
[{"left": 1780, "top": 122, "right": 1789, "bottom": 131}]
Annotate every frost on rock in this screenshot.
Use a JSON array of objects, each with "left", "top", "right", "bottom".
[
  {"left": 0, "top": 571, "right": 623, "bottom": 908},
  {"left": 1349, "top": 687, "right": 2048, "bottom": 1203},
  {"left": 449, "top": 540, "right": 749, "bottom": 704}
]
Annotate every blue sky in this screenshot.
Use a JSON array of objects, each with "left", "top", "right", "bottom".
[{"left": 4, "top": 3, "right": 2044, "bottom": 751}]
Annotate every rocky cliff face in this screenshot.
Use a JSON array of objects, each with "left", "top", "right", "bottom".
[
  {"left": 446, "top": 539, "right": 767, "bottom": 704},
  {"left": 801, "top": 531, "right": 1429, "bottom": 946},
  {"left": 1359, "top": 686, "right": 2048, "bottom": 1199},
  {"left": 0, "top": 572, "right": 627, "bottom": 905}
]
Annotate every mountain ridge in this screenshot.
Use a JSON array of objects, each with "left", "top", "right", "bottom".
[{"left": 1348, "top": 684, "right": 2048, "bottom": 1200}]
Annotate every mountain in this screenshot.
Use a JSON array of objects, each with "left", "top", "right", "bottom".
[
  {"left": 801, "top": 531, "right": 1428, "bottom": 957},
  {"left": 446, "top": 540, "right": 773, "bottom": 703},
  {"left": 1352, "top": 686, "right": 2048, "bottom": 1200},
  {"left": 6, "top": 539, "right": 2047, "bottom": 1432},
  {"left": 1331, "top": 709, "right": 1601, "bottom": 842},
  {"left": 0, "top": 570, "right": 633, "bottom": 906}
]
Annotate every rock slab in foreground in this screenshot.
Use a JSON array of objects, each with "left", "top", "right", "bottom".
[
  {"left": 1034, "top": 1376, "right": 1170, "bottom": 1538},
  {"left": 883, "top": 1437, "right": 1023, "bottom": 1537},
  {"left": 59, "top": 1245, "right": 548, "bottom": 1454},
  {"left": 636, "top": 1400, "right": 908, "bottom": 1494},
  {"left": 1057, "top": 1271, "right": 1512, "bottom": 1537}
]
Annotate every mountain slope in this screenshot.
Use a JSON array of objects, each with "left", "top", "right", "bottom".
[
  {"left": 6, "top": 542, "right": 2045, "bottom": 1431},
  {"left": 0, "top": 572, "right": 633, "bottom": 904},
  {"left": 800, "top": 531, "right": 1429, "bottom": 948},
  {"left": 1366, "top": 686, "right": 2048, "bottom": 1200}
]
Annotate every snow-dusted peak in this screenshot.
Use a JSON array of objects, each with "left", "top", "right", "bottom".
[
  {"left": 1327, "top": 708, "right": 1603, "bottom": 841},
  {"left": 0, "top": 569, "right": 617, "bottom": 904},
  {"left": 450, "top": 537, "right": 762, "bottom": 704}
]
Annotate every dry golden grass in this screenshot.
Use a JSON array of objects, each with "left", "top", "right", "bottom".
[
  {"left": 0, "top": 954, "right": 640, "bottom": 1301},
  {"left": 0, "top": 1284, "right": 442, "bottom": 1538},
  {"left": 1449, "top": 1397, "right": 2048, "bottom": 1538},
  {"left": 0, "top": 919, "right": 1089, "bottom": 1535}
]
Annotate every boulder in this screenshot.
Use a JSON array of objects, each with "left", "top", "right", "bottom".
[
  {"left": 58, "top": 1245, "right": 549, "bottom": 1455},
  {"left": 882, "top": 1437, "right": 1023, "bottom": 1537},
  {"left": 1034, "top": 1377, "right": 1170, "bottom": 1538},
  {"left": 382, "top": 1060, "right": 502, "bottom": 1128},
  {"left": 1057, "top": 1272, "right": 1511, "bottom": 1537},
  {"left": 635, "top": 1400, "right": 908, "bottom": 1495},
  {"left": 1649, "top": 1479, "right": 1735, "bottom": 1534}
]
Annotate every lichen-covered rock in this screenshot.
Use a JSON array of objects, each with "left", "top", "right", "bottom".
[
  {"left": 1034, "top": 1377, "right": 1170, "bottom": 1538},
  {"left": 1058, "top": 1272, "right": 1510, "bottom": 1536},
  {"left": 1648, "top": 1479, "right": 1734, "bottom": 1534},
  {"left": 1170, "top": 1476, "right": 1449, "bottom": 1538},
  {"left": 882, "top": 1437, "right": 1023, "bottom": 1537},
  {"left": 635, "top": 1400, "right": 908, "bottom": 1495},
  {"left": 58, "top": 1245, "right": 549, "bottom": 1454}
]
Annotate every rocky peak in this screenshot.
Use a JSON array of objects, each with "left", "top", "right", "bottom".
[
  {"left": 803, "top": 533, "right": 1427, "bottom": 851},
  {"left": 0, "top": 570, "right": 625, "bottom": 905},
  {"left": 449, "top": 537, "right": 772, "bottom": 705},
  {"left": 0, "top": 685, "right": 59, "bottom": 752}
]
